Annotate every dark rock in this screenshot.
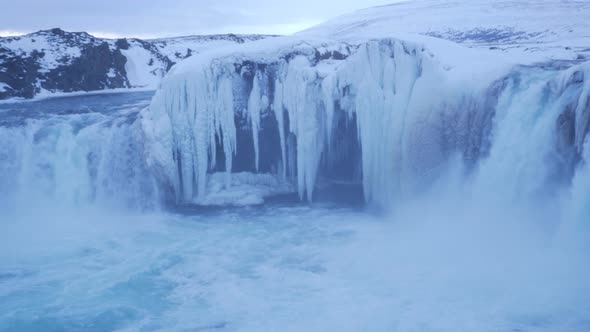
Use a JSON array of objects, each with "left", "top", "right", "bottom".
[{"left": 115, "top": 38, "right": 130, "bottom": 50}]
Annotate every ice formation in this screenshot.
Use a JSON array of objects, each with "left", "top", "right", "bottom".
[{"left": 142, "top": 25, "right": 590, "bottom": 208}]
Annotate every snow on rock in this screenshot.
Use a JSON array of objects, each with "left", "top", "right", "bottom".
[
  {"left": 120, "top": 43, "right": 166, "bottom": 89},
  {"left": 0, "top": 29, "right": 87, "bottom": 71},
  {"left": 0, "top": 82, "right": 10, "bottom": 93},
  {"left": 0, "top": 29, "right": 275, "bottom": 100},
  {"left": 150, "top": 34, "right": 270, "bottom": 62}
]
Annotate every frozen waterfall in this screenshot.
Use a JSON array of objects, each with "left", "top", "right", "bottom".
[{"left": 143, "top": 36, "right": 590, "bottom": 210}]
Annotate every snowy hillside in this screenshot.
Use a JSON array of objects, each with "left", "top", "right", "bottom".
[
  {"left": 0, "top": 28, "right": 273, "bottom": 100},
  {"left": 143, "top": 0, "right": 590, "bottom": 207},
  {"left": 301, "top": 0, "right": 590, "bottom": 61}
]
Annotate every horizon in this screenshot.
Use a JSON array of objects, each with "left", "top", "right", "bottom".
[
  {"left": 0, "top": 0, "right": 408, "bottom": 39},
  {"left": 0, "top": 27, "right": 284, "bottom": 40}
]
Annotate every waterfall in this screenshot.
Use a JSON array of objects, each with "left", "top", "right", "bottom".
[{"left": 0, "top": 93, "right": 160, "bottom": 211}]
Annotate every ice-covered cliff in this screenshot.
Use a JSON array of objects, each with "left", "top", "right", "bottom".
[
  {"left": 142, "top": 0, "right": 590, "bottom": 208},
  {"left": 0, "top": 29, "right": 274, "bottom": 100}
]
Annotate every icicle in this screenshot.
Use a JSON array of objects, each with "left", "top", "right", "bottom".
[
  {"left": 322, "top": 76, "right": 335, "bottom": 149},
  {"left": 273, "top": 77, "right": 287, "bottom": 178},
  {"left": 248, "top": 71, "right": 262, "bottom": 171},
  {"left": 217, "top": 74, "right": 237, "bottom": 189},
  {"left": 146, "top": 61, "right": 238, "bottom": 203},
  {"left": 281, "top": 56, "right": 325, "bottom": 201}
]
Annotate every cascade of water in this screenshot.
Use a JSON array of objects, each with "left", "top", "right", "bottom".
[{"left": 0, "top": 94, "right": 160, "bottom": 211}]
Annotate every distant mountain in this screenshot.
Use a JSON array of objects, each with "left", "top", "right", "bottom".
[{"left": 0, "top": 28, "right": 275, "bottom": 100}]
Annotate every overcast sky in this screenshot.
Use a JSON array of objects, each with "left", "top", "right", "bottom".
[{"left": 0, "top": 0, "right": 405, "bottom": 38}]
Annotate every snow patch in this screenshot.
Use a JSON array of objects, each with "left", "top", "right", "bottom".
[
  {"left": 0, "top": 82, "right": 11, "bottom": 93},
  {"left": 121, "top": 45, "right": 163, "bottom": 89},
  {"left": 301, "top": 0, "right": 590, "bottom": 62},
  {"left": 194, "top": 172, "right": 294, "bottom": 206},
  {"left": 106, "top": 68, "right": 117, "bottom": 78}
]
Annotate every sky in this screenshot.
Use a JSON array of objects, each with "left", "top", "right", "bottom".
[{"left": 0, "top": 0, "right": 406, "bottom": 38}]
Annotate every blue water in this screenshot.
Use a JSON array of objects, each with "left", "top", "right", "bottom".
[{"left": 0, "top": 92, "right": 154, "bottom": 122}]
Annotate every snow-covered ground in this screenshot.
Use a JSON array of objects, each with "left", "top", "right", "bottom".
[{"left": 301, "top": 0, "right": 590, "bottom": 62}]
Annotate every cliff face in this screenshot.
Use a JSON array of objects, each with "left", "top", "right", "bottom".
[{"left": 0, "top": 28, "right": 275, "bottom": 100}]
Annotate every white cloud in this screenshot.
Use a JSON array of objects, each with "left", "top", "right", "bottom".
[
  {"left": 0, "top": 30, "right": 29, "bottom": 37},
  {"left": 88, "top": 31, "right": 158, "bottom": 39},
  {"left": 191, "top": 21, "right": 322, "bottom": 36}
]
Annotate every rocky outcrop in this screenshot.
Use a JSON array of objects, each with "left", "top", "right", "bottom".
[
  {"left": 42, "top": 42, "right": 130, "bottom": 94},
  {"left": 0, "top": 28, "right": 275, "bottom": 100}
]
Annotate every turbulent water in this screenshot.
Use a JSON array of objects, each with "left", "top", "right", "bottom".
[
  {"left": 0, "top": 92, "right": 159, "bottom": 211},
  {"left": 0, "top": 89, "right": 589, "bottom": 332},
  {"left": 2, "top": 203, "right": 590, "bottom": 332}
]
